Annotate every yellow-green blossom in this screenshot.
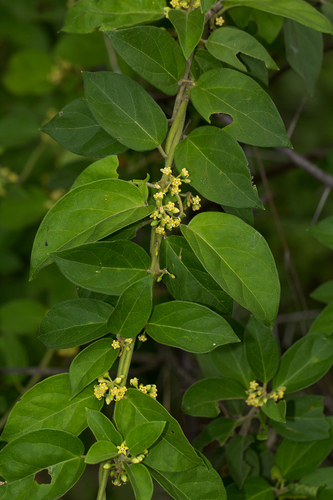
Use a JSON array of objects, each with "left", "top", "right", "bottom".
[
  {"left": 112, "top": 340, "right": 120, "bottom": 349},
  {"left": 216, "top": 16, "right": 224, "bottom": 26},
  {"left": 138, "top": 333, "right": 147, "bottom": 342},
  {"left": 117, "top": 443, "right": 129, "bottom": 456}
]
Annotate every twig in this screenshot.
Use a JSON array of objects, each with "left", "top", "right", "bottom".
[
  {"left": 311, "top": 186, "right": 331, "bottom": 225},
  {"left": 275, "top": 147, "right": 333, "bottom": 188}
]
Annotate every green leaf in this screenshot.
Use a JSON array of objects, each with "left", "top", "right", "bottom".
[
  {"left": 86, "top": 408, "right": 122, "bottom": 445},
  {"left": 228, "top": 7, "right": 283, "bottom": 45},
  {"left": 85, "top": 440, "right": 118, "bottom": 464},
  {"left": 193, "top": 417, "right": 237, "bottom": 450},
  {"left": 51, "top": 241, "right": 150, "bottom": 296},
  {"left": 107, "top": 275, "right": 153, "bottom": 338},
  {"left": 83, "top": 71, "right": 167, "bottom": 152},
  {"left": 38, "top": 298, "right": 114, "bottom": 349},
  {"left": 30, "top": 179, "right": 153, "bottom": 278},
  {"left": 191, "top": 69, "right": 292, "bottom": 148},
  {"left": 191, "top": 49, "right": 221, "bottom": 81},
  {"left": 269, "top": 396, "right": 330, "bottom": 441},
  {"left": 301, "top": 467, "right": 333, "bottom": 488},
  {"left": 168, "top": 9, "right": 205, "bottom": 60},
  {"left": 284, "top": 19, "right": 323, "bottom": 95},
  {"left": 175, "top": 126, "right": 263, "bottom": 209},
  {"left": 206, "top": 27, "right": 279, "bottom": 72},
  {"left": 275, "top": 419, "right": 333, "bottom": 481},
  {"left": 222, "top": 0, "right": 333, "bottom": 34},
  {"left": 226, "top": 477, "right": 274, "bottom": 500},
  {"left": 106, "top": 27, "right": 186, "bottom": 95},
  {"left": 200, "top": 0, "right": 216, "bottom": 11},
  {"left": 244, "top": 316, "right": 280, "bottom": 383},
  {"left": 261, "top": 399, "right": 286, "bottom": 423},
  {"left": 69, "top": 339, "right": 119, "bottom": 398},
  {"left": 181, "top": 212, "right": 281, "bottom": 328},
  {"left": 125, "top": 421, "right": 166, "bottom": 456},
  {"left": 309, "top": 302, "right": 333, "bottom": 335},
  {"left": 160, "top": 235, "right": 233, "bottom": 316},
  {"left": 63, "top": 0, "right": 166, "bottom": 34},
  {"left": 226, "top": 435, "right": 253, "bottom": 488},
  {"left": 70, "top": 156, "right": 119, "bottom": 190},
  {"left": 124, "top": 463, "right": 153, "bottom": 500},
  {"left": 41, "top": 98, "right": 127, "bottom": 158},
  {"left": 310, "top": 280, "right": 333, "bottom": 304},
  {"left": 272, "top": 333, "right": 333, "bottom": 394},
  {"left": 212, "top": 331, "right": 256, "bottom": 388},
  {"left": 0, "top": 430, "right": 85, "bottom": 500},
  {"left": 149, "top": 465, "right": 226, "bottom": 500},
  {"left": 146, "top": 300, "right": 239, "bottom": 354},
  {"left": 308, "top": 215, "right": 333, "bottom": 249},
  {"left": 182, "top": 378, "right": 246, "bottom": 417},
  {"left": 114, "top": 389, "right": 201, "bottom": 472},
  {"left": 1, "top": 374, "right": 102, "bottom": 443}
]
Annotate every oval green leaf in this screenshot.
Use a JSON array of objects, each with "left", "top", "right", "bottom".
[
  {"left": 125, "top": 421, "right": 166, "bottom": 456},
  {"left": 70, "top": 155, "right": 119, "bottom": 190},
  {"left": 1, "top": 373, "right": 101, "bottom": 443},
  {"left": 193, "top": 417, "right": 237, "bottom": 450},
  {"left": 69, "top": 338, "right": 119, "bottom": 398},
  {"left": 168, "top": 9, "right": 205, "bottom": 60},
  {"left": 244, "top": 315, "right": 280, "bottom": 383},
  {"left": 146, "top": 300, "right": 239, "bottom": 354},
  {"left": 38, "top": 298, "right": 113, "bottom": 349},
  {"left": 51, "top": 240, "right": 150, "bottom": 296},
  {"left": 308, "top": 215, "right": 333, "bottom": 249},
  {"left": 275, "top": 421, "right": 333, "bottom": 481},
  {"left": 0, "top": 429, "right": 85, "bottom": 500},
  {"left": 181, "top": 212, "right": 280, "bottom": 328},
  {"left": 63, "top": 0, "right": 166, "bottom": 34},
  {"left": 191, "top": 68, "right": 292, "bottom": 147},
  {"left": 182, "top": 378, "right": 246, "bottom": 417},
  {"left": 160, "top": 235, "right": 233, "bottom": 316},
  {"left": 174, "top": 126, "right": 263, "bottom": 209},
  {"left": 83, "top": 71, "right": 167, "bottom": 152},
  {"left": 107, "top": 275, "right": 153, "bottom": 338},
  {"left": 30, "top": 179, "right": 153, "bottom": 278},
  {"left": 206, "top": 27, "right": 279, "bottom": 72},
  {"left": 222, "top": 0, "right": 333, "bottom": 34},
  {"left": 269, "top": 396, "right": 330, "bottom": 441},
  {"left": 86, "top": 408, "right": 123, "bottom": 445},
  {"left": 85, "top": 440, "right": 118, "bottom": 464},
  {"left": 124, "top": 463, "right": 153, "bottom": 500},
  {"left": 106, "top": 27, "right": 186, "bottom": 95},
  {"left": 272, "top": 333, "right": 333, "bottom": 394},
  {"left": 41, "top": 98, "right": 127, "bottom": 158}
]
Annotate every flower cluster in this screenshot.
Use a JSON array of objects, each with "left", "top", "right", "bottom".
[
  {"left": 130, "top": 377, "right": 158, "bottom": 399},
  {"left": 246, "top": 381, "right": 286, "bottom": 408},
  {"left": 150, "top": 168, "right": 196, "bottom": 236},
  {"left": 106, "top": 447, "right": 149, "bottom": 486},
  {"left": 112, "top": 337, "right": 134, "bottom": 352},
  {"left": 93, "top": 373, "right": 127, "bottom": 404}
]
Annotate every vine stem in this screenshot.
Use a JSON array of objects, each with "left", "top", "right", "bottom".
[
  {"left": 116, "top": 339, "right": 136, "bottom": 386},
  {"left": 96, "top": 464, "right": 109, "bottom": 500}
]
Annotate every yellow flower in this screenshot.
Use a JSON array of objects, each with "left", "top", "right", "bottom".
[
  {"left": 130, "top": 377, "right": 139, "bottom": 387},
  {"left": 181, "top": 168, "right": 189, "bottom": 177},
  {"left": 112, "top": 340, "right": 120, "bottom": 349},
  {"left": 156, "top": 226, "right": 165, "bottom": 235},
  {"left": 215, "top": 16, "right": 224, "bottom": 26},
  {"left": 138, "top": 334, "right": 147, "bottom": 342},
  {"left": 165, "top": 201, "right": 175, "bottom": 211},
  {"left": 161, "top": 166, "right": 172, "bottom": 175},
  {"left": 154, "top": 191, "right": 165, "bottom": 200},
  {"left": 117, "top": 443, "right": 129, "bottom": 455},
  {"left": 94, "top": 382, "right": 108, "bottom": 400}
]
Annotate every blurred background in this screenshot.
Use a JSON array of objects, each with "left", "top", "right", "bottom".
[{"left": 0, "top": 0, "right": 333, "bottom": 498}]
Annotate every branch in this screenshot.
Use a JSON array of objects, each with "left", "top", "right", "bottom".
[
  {"left": 205, "top": 1, "right": 222, "bottom": 23},
  {"left": 275, "top": 147, "right": 333, "bottom": 188}
]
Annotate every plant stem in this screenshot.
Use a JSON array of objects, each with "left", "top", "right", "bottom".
[
  {"left": 96, "top": 464, "right": 109, "bottom": 500},
  {"left": 117, "top": 340, "right": 136, "bottom": 386}
]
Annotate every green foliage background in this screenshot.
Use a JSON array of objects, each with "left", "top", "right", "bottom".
[{"left": 1, "top": 0, "right": 333, "bottom": 498}]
